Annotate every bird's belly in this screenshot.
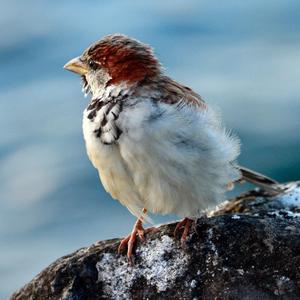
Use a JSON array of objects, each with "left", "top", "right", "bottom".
[
  {"left": 85, "top": 141, "right": 121, "bottom": 200},
  {"left": 82, "top": 112, "right": 143, "bottom": 212}
]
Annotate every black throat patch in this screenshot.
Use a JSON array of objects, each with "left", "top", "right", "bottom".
[{"left": 86, "top": 95, "right": 126, "bottom": 145}]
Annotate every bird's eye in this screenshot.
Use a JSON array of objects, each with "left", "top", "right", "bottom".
[{"left": 88, "top": 59, "right": 98, "bottom": 70}]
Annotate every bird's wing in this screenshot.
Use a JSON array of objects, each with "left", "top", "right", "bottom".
[{"left": 156, "top": 76, "right": 206, "bottom": 108}]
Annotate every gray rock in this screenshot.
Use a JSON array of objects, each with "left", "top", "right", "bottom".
[{"left": 10, "top": 182, "right": 300, "bottom": 300}]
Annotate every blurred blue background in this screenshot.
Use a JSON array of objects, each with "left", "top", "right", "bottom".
[{"left": 1, "top": 0, "right": 300, "bottom": 298}]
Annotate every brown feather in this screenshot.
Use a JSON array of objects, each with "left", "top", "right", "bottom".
[{"left": 159, "top": 77, "right": 206, "bottom": 108}]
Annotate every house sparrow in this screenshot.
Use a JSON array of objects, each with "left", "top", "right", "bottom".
[{"left": 64, "top": 34, "right": 281, "bottom": 260}]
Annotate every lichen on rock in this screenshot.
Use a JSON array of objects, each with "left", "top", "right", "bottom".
[{"left": 97, "top": 235, "right": 189, "bottom": 299}]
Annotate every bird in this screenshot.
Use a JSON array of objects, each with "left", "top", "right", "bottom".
[{"left": 64, "top": 34, "right": 282, "bottom": 260}]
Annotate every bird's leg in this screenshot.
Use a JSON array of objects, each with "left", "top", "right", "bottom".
[
  {"left": 174, "top": 217, "right": 193, "bottom": 248},
  {"left": 118, "top": 208, "right": 156, "bottom": 261}
]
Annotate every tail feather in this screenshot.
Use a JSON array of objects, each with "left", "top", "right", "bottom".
[{"left": 238, "top": 166, "right": 284, "bottom": 194}]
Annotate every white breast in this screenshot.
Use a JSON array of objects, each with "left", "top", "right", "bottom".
[{"left": 82, "top": 108, "right": 144, "bottom": 217}]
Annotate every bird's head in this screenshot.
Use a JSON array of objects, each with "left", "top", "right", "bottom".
[{"left": 64, "top": 34, "right": 161, "bottom": 96}]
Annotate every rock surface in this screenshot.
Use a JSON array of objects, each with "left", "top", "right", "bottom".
[{"left": 11, "top": 182, "right": 300, "bottom": 300}]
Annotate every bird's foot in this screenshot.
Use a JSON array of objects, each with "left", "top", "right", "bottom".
[
  {"left": 174, "top": 217, "right": 193, "bottom": 248},
  {"left": 118, "top": 218, "right": 157, "bottom": 262}
]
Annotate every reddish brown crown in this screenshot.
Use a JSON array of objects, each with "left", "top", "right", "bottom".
[{"left": 84, "top": 34, "right": 161, "bottom": 85}]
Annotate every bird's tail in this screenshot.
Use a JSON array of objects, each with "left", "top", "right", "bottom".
[{"left": 237, "top": 165, "right": 285, "bottom": 194}]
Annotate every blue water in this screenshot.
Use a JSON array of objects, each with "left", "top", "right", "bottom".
[{"left": 1, "top": 1, "right": 300, "bottom": 298}]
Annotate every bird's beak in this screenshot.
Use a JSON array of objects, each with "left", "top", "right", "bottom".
[{"left": 64, "top": 56, "right": 88, "bottom": 75}]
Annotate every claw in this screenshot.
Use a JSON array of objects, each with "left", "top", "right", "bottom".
[
  {"left": 118, "top": 235, "right": 130, "bottom": 254},
  {"left": 137, "top": 229, "right": 145, "bottom": 242},
  {"left": 118, "top": 209, "right": 158, "bottom": 260},
  {"left": 174, "top": 218, "right": 193, "bottom": 247}
]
